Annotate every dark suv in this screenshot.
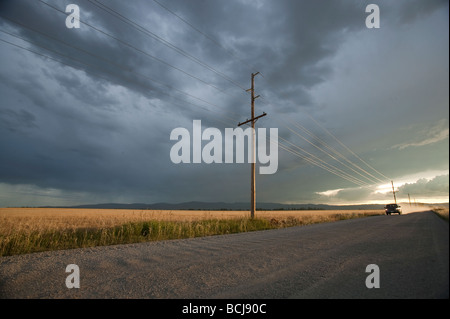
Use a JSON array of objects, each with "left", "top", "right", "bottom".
[{"left": 385, "top": 204, "right": 402, "bottom": 215}]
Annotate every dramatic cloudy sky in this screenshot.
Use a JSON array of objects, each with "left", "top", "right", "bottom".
[{"left": 0, "top": 0, "right": 448, "bottom": 207}]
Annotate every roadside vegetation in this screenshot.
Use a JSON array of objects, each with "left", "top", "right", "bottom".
[
  {"left": 0, "top": 209, "right": 382, "bottom": 256},
  {"left": 432, "top": 207, "right": 449, "bottom": 222}
]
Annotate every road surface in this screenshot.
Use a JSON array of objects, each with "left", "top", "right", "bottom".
[{"left": 0, "top": 211, "right": 448, "bottom": 299}]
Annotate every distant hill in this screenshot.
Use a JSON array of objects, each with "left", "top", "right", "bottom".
[{"left": 51, "top": 201, "right": 388, "bottom": 211}]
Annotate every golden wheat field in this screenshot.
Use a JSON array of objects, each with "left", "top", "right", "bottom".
[
  {"left": 0, "top": 207, "right": 383, "bottom": 235},
  {"left": 0, "top": 208, "right": 385, "bottom": 256}
]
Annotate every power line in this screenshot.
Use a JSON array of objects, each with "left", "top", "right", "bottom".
[
  {"left": 236, "top": 105, "right": 388, "bottom": 188},
  {"left": 284, "top": 118, "right": 387, "bottom": 184},
  {"left": 1, "top": 10, "right": 247, "bottom": 121},
  {"left": 278, "top": 135, "right": 372, "bottom": 188},
  {"left": 151, "top": 0, "right": 259, "bottom": 75},
  {"left": 276, "top": 139, "right": 369, "bottom": 187},
  {"left": 0, "top": 27, "right": 221, "bottom": 112},
  {"left": 33, "top": 1, "right": 237, "bottom": 98},
  {"left": 257, "top": 91, "right": 391, "bottom": 187},
  {"left": 306, "top": 114, "right": 391, "bottom": 182},
  {"left": 83, "top": 0, "right": 248, "bottom": 92},
  {"left": 237, "top": 116, "right": 376, "bottom": 188},
  {"left": 285, "top": 124, "right": 379, "bottom": 184},
  {"left": 0, "top": 31, "right": 241, "bottom": 128},
  {"left": 251, "top": 55, "right": 391, "bottom": 186}
]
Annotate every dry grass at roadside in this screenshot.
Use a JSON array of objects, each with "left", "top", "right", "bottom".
[
  {"left": 432, "top": 207, "right": 449, "bottom": 221},
  {"left": 0, "top": 208, "right": 383, "bottom": 256}
]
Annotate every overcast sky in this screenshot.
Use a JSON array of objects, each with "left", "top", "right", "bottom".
[{"left": 0, "top": 0, "right": 448, "bottom": 207}]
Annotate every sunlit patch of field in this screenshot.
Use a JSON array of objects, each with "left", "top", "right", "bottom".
[{"left": 0, "top": 208, "right": 383, "bottom": 256}]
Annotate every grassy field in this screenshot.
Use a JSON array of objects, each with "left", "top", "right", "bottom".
[{"left": 0, "top": 208, "right": 383, "bottom": 256}]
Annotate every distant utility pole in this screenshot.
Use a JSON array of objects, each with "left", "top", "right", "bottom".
[
  {"left": 238, "top": 72, "right": 266, "bottom": 219},
  {"left": 408, "top": 193, "right": 411, "bottom": 207},
  {"left": 391, "top": 180, "right": 397, "bottom": 205}
]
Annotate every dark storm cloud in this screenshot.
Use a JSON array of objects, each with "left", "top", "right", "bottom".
[
  {"left": 1, "top": 0, "right": 193, "bottom": 105},
  {"left": 169, "top": 0, "right": 370, "bottom": 111},
  {"left": 0, "top": 108, "right": 38, "bottom": 132},
  {"left": 394, "top": 0, "right": 448, "bottom": 24},
  {"left": 0, "top": 0, "right": 448, "bottom": 206}
]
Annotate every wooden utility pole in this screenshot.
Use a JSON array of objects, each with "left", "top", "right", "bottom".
[
  {"left": 238, "top": 72, "right": 266, "bottom": 219},
  {"left": 391, "top": 180, "right": 397, "bottom": 205}
]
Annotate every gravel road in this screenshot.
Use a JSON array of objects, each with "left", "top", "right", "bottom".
[{"left": 0, "top": 211, "right": 448, "bottom": 299}]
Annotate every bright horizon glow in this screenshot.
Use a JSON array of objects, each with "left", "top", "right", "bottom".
[{"left": 313, "top": 169, "right": 449, "bottom": 206}]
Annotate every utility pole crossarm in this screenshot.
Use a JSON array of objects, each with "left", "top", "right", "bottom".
[{"left": 238, "top": 112, "right": 267, "bottom": 127}]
